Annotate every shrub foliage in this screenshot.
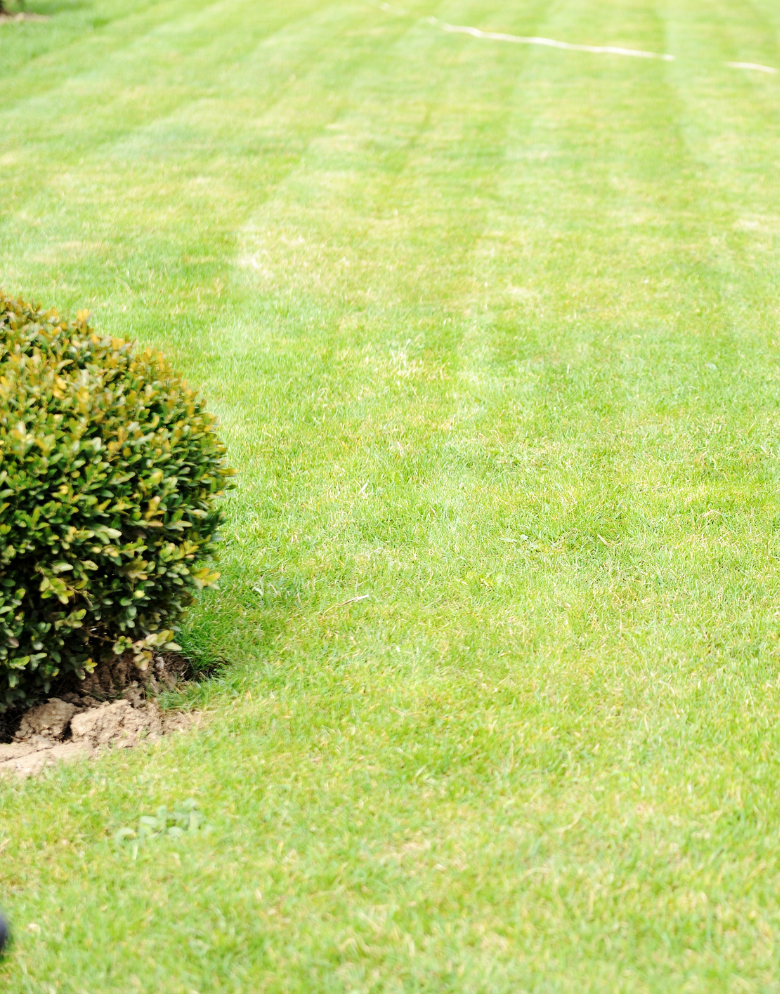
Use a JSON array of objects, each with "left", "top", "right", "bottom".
[{"left": 0, "top": 293, "right": 234, "bottom": 708}]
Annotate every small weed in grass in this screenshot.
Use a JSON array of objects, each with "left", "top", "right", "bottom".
[{"left": 114, "top": 799, "right": 211, "bottom": 860}]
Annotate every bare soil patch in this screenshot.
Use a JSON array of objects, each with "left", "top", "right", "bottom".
[
  {"left": 0, "top": 654, "right": 197, "bottom": 778},
  {"left": 0, "top": 11, "right": 49, "bottom": 21}
]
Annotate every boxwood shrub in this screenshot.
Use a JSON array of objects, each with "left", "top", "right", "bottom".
[{"left": 0, "top": 293, "right": 234, "bottom": 709}]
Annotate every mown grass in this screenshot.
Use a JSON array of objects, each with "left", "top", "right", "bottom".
[{"left": 3, "top": 0, "right": 780, "bottom": 989}]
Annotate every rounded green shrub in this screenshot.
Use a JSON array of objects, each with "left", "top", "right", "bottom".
[{"left": 0, "top": 293, "right": 234, "bottom": 709}]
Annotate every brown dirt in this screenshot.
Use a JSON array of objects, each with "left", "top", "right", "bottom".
[
  {"left": 0, "top": 654, "right": 197, "bottom": 778},
  {"left": 0, "top": 11, "right": 48, "bottom": 21}
]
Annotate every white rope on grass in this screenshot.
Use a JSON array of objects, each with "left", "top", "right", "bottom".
[
  {"left": 436, "top": 19, "right": 675, "bottom": 62},
  {"left": 726, "top": 61, "right": 777, "bottom": 74},
  {"left": 366, "top": 5, "right": 780, "bottom": 76},
  {"left": 428, "top": 16, "right": 779, "bottom": 75}
]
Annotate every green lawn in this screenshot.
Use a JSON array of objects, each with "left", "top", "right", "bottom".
[{"left": 3, "top": 0, "right": 780, "bottom": 989}]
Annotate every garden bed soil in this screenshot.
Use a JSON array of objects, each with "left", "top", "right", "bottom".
[
  {"left": 0, "top": 11, "right": 48, "bottom": 20},
  {"left": 0, "top": 654, "right": 196, "bottom": 778}
]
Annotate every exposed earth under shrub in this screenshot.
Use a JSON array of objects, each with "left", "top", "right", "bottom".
[{"left": 0, "top": 653, "right": 195, "bottom": 777}]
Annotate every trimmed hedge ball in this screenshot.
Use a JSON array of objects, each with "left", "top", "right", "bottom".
[{"left": 0, "top": 293, "right": 234, "bottom": 709}]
